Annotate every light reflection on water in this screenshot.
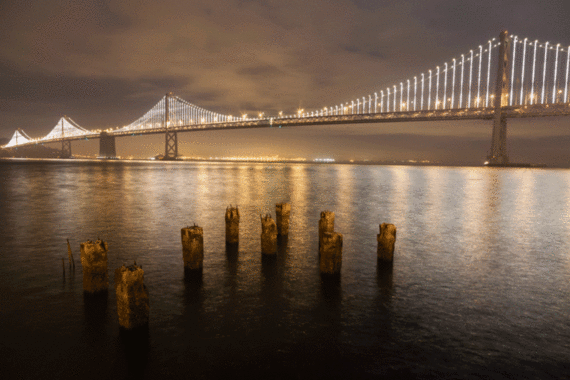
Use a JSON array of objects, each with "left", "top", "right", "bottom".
[{"left": 0, "top": 160, "right": 569, "bottom": 379}]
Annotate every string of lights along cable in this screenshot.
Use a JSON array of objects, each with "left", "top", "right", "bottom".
[{"left": 4, "top": 33, "right": 570, "bottom": 150}]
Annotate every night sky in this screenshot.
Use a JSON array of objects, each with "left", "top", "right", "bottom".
[{"left": 2, "top": 0, "right": 570, "bottom": 164}]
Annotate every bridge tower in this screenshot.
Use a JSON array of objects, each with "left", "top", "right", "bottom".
[
  {"left": 488, "top": 31, "right": 511, "bottom": 165},
  {"left": 60, "top": 117, "right": 72, "bottom": 158},
  {"left": 164, "top": 92, "right": 178, "bottom": 160},
  {"left": 61, "top": 140, "right": 72, "bottom": 158}
]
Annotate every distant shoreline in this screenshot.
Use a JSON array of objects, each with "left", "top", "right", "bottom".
[{"left": 0, "top": 156, "right": 559, "bottom": 168}]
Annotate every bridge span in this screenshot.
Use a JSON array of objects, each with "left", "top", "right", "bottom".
[{"left": 4, "top": 31, "right": 570, "bottom": 164}]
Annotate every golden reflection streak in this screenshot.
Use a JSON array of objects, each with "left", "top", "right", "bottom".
[
  {"left": 287, "top": 164, "right": 309, "bottom": 280},
  {"left": 563, "top": 171, "right": 570, "bottom": 269},
  {"left": 460, "top": 167, "right": 488, "bottom": 267},
  {"left": 385, "top": 166, "right": 410, "bottom": 229},
  {"left": 511, "top": 170, "right": 534, "bottom": 250},
  {"left": 333, "top": 164, "right": 354, "bottom": 232},
  {"left": 423, "top": 167, "right": 445, "bottom": 237}
]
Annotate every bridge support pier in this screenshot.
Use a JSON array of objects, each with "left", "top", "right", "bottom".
[
  {"left": 164, "top": 131, "right": 178, "bottom": 160},
  {"left": 489, "top": 115, "right": 508, "bottom": 164},
  {"left": 99, "top": 132, "right": 117, "bottom": 159},
  {"left": 487, "top": 30, "right": 511, "bottom": 165},
  {"left": 61, "top": 140, "right": 72, "bottom": 158}
]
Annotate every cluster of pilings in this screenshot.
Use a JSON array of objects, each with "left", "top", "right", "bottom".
[
  {"left": 77, "top": 239, "right": 149, "bottom": 331},
  {"left": 180, "top": 202, "right": 397, "bottom": 279},
  {"left": 70, "top": 202, "right": 396, "bottom": 331}
]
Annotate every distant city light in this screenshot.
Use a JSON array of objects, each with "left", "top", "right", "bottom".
[{"left": 313, "top": 158, "right": 335, "bottom": 163}]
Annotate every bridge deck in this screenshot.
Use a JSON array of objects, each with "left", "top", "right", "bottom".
[{"left": 6, "top": 103, "right": 570, "bottom": 148}]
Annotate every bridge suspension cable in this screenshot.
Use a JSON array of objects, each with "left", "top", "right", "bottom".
[{"left": 304, "top": 34, "right": 570, "bottom": 118}]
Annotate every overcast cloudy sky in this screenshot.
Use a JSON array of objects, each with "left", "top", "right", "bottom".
[{"left": 1, "top": 0, "right": 570, "bottom": 164}]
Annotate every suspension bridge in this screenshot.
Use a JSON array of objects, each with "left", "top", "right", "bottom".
[{"left": 3, "top": 31, "right": 570, "bottom": 165}]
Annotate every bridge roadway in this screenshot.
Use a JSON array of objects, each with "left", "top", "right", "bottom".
[{"left": 11, "top": 102, "right": 570, "bottom": 148}]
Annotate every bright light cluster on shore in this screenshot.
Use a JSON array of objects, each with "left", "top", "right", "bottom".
[
  {"left": 202, "top": 156, "right": 307, "bottom": 162},
  {"left": 313, "top": 158, "right": 335, "bottom": 163}
]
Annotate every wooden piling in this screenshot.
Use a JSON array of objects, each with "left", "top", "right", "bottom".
[
  {"left": 260, "top": 214, "right": 277, "bottom": 255},
  {"left": 114, "top": 263, "right": 149, "bottom": 330},
  {"left": 225, "top": 206, "right": 240, "bottom": 244},
  {"left": 276, "top": 203, "right": 291, "bottom": 236},
  {"left": 377, "top": 223, "right": 397, "bottom": 262},
  {"left": 318, "top": 211, "right": 335, "bottom": 250},
  {"left": 320, "top": 232, "right": 343, "bottom": 276},
  {"left": 181, "top": 225, "right": 204, "bottom": 272},
  {"left": 80, "top": 239, "right": 109, "bottom": 293}
]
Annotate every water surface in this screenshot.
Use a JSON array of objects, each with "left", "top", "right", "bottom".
[{"left": 0, "top": 159, "right": 569, "bottom": 379}]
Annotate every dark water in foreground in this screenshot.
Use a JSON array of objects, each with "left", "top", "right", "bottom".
[{"left": 0, "top": 159, "right": 569, "bottom": 379}]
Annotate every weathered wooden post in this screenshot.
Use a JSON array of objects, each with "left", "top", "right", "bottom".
[
  {"left": 276, "top": 203, "right": 291, "bottom": 236},
  {"left": 181, "top": 225, "right": 204, "bottom": 273},
  {"left": 80, "top": 239, "right": 109, "bottom": 294},
  {"left": 320, "top": 232, "right": 343, "bottom": 276},
  {"left": 319, "top": 211, "right": 335, "bottom": 250},
  {"left": 225, "top": 206, "right": 240, "bottom": 245},
  {"left": 377, "top": 223, "right": 397, "bottom": 262},
  {"left": 261, "top": 214, "right": 277, "bottom": 255},
  {"left": 114, "top": 263, "right": 149, "bottom": 330}
]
